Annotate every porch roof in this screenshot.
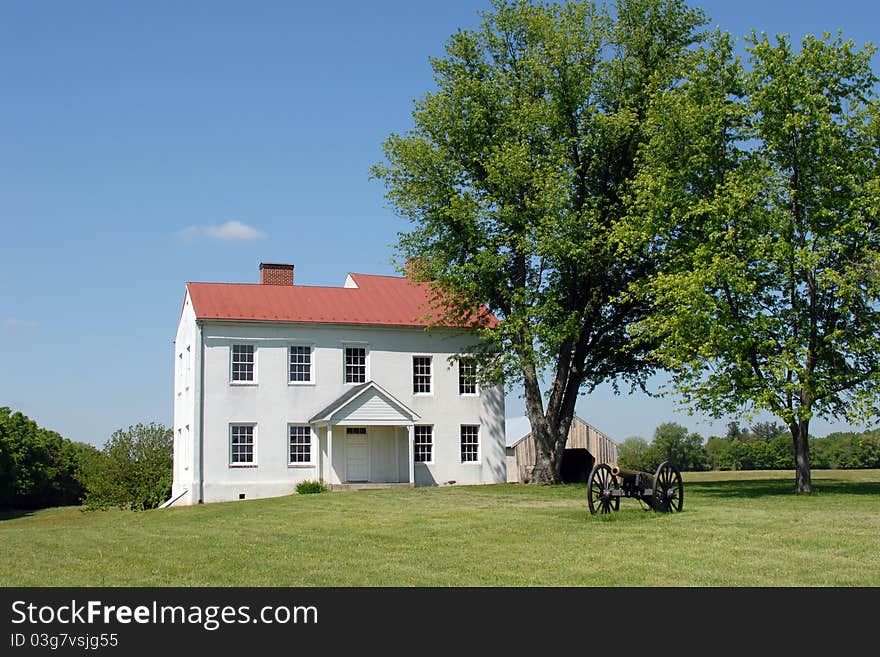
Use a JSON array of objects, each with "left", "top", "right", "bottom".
[{"left": 308, "top": 381, "right": 420, "bottom": 426}]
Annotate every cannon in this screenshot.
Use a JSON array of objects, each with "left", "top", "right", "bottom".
[{"left": 586, "top": 461, "right": 683, "bottom": 514}]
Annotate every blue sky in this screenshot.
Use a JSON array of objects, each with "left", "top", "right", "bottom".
[{"left": 2, "top": 1, "right": 878, "bottom": 447}]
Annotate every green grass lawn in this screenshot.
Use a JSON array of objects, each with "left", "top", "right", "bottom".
[{"left": 2, "top": 469, "right": 878, "bottom": 586}]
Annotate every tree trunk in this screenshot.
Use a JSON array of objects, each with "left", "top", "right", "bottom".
[
  {"left": 789, "top": 419, "right": 812, "bottom": 493},
  {"left": 521, "top": 383, "right": 576, "bottom": 485},
  {"left": 529, "top": 433, "right": 565, "bottom": 485},
  {"left": 520, "top": 355, "right": 567, "bottom": 484},
  {"left": 517, "top": 328, "right": 583, "bottom": 484}
]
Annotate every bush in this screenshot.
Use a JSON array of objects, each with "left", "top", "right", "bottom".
[{"left": 296, "top": 480, "right": 328, "bottom": 494}]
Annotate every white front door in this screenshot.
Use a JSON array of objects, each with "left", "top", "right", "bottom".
[{"left": 346, "top": 434, "right": 369, "bottom": 482}]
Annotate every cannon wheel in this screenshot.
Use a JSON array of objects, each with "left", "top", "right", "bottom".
[
  {"left": 652, "top": 461, "right": 684, "bottom": 513},
  {"left": 587, "top": 464, "right": 620, "bottom": 515}
]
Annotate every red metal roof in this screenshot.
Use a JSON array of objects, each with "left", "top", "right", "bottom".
[{"left": 186, "top": 273, "right": 497, "bottom": 329}]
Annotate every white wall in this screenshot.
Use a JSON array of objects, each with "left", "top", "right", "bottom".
[
  {"left": 171, "top": 292, "right": 199, "bottom": 505},
  {"left": 180, "top": 320, "right": 505, "bottom": 504}
]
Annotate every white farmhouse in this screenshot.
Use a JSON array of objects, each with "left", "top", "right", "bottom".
[{"left": 170, "top": 263, "right": 506, "bottom": 505}]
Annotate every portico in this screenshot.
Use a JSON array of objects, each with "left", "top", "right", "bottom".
[{"left": 309, "top": 381, "right": 419, "bottom": 489}]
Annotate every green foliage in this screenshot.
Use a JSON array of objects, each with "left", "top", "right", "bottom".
[
  {"left": 725, "top": 421, "right": 787, "bottom": 443},
  {"left": 703, "top": 428, "right": 880, "bottom": 471},
  {"left": 707, "top": 421, "right": 793, "bottom": 469},
  {"left": 616, "top": 436, "right": 651, "bottom": 471},
  {"left": 625, "top": 26, "right": 880, "bottom": 491},
  {"left": 82, "top": 422, "right": 172, "bottom": 511},
  {"left": 0, "top": 407, "right": 98, "bottom": 509},
  {"left": 705, "top": 436, "right": 733, "bottom": 470},
  {"left": 373, "top": 0, "right": 708, "bottom": 482},
  {"left": 295, "top": 480, "right": 328, "bottom": 495},
  {"left": 811, "top": 430, "right": 880, "bottom": 469},
  {"left": 750, "top": 422, "right": 787, "bottom": 443},
  {"left": 645, "top": 422, "right": 708, "bottom": 471},
  {"left": 631, "top": 420, "right": 828, "bottom": 471}
]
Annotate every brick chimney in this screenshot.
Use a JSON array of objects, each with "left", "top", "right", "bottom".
[{"left": 259, "top": 263, "right": 294, "bottom": 285}]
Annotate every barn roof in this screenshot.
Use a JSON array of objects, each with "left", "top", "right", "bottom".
[
  {"left": 506, "top": 415, "right": 618, "bottom": 449},
  {"left": 504, "top": 416, "right": 533, "bottom": 447}
]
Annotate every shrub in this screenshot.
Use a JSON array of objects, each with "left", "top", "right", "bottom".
[{"left": 296, "top": 480, "right": 328, "bottom": 494}]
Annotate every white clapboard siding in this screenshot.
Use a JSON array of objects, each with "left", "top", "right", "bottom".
[{"left": 334, "top": 390, "right": 409, "bottom": 423}]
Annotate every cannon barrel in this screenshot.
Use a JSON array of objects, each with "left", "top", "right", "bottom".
[{"left": 610, "top": 465, "right": 649, "bottom": 482}]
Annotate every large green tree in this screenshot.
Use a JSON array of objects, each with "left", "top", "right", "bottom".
[
  {"left": 82, "top": 422, "right": 172, "bottom": 511},
  {"left": 374, "top": 0, "right": 706, "bottom": 483},
  {"left": 616, "top": 436, "right": 651, "bottom": 471},
  {"left": 626, "top": 31, "right": 880, "bottom": 492},
  {"left": 0, "top": 407, "right": 97, "bottom": 509},
  {"left": 649, "top": 422, "right": 708, "bottom": 471}
]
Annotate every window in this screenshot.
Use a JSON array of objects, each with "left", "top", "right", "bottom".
[
  {"left": 289, "top": 345, "right": 312, "bottom": 383},
  {"left": 346, "top": 427, "right": 367, "bottom": 435},
  {"left": 414, "top": 425, "right": 433, "bottom": 463},
  {"left": 460, "top": 425, "right": 479, "bottom": 463},
  {"left": 412, "top": 356, "right": 432, "bottom": 394},
  {"left": 288, "top": 425, "right": 311, "bottom": 464},
  {"left": 231, "top": 344, "right": 255, "bottom": 382},
  {"left": 230, "top": 424, "right": 255, "bottom": 465},
  {"left": 459, "top": 358, "right": 477, "bottom": 395},
  {"left": 344, "top": 346, "right": 366, "bottom": 383}
]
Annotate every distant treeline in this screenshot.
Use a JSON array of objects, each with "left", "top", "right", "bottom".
[
  {"left": 0, "top": 407, "right": 98, "bottom": 508},
  {"left": 0, "top": 407, "right": 171, "bottom": 511},
  {"left": 617, "top": 422, "right": 880, "bottom": 473},
  {"left": 4, "top": 406, "right": 877, "bottom": 510}
]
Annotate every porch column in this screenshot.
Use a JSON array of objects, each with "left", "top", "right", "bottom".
[
  {"left": 407, "top": 424, "right": 415, "bottom": 485},
  {"left": 313, "top": 426, "right": 321, "bottom": 484},
  {"left": 327, "top": 424, "right": 334, "bottom": 486}
]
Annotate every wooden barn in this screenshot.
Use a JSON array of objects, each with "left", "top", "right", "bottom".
[{"left": 506, "top": 416, "right": 618, "bottom": 483}]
